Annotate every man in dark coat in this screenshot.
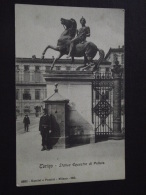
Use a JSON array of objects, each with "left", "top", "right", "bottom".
[
  {"left": 39, "top": 108, "right": 52, "bottom": 151},
  {"left": 23, "top": 114, "right": 30, "bottom": 132}
]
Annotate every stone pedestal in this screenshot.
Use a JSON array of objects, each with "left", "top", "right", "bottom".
[{"left": 43, "top": 71, "right": 95, "bottom": 146}]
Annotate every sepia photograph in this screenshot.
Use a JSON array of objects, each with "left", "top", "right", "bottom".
[{"left": 15, "top": 4, "right": 125, "bottom": 186}]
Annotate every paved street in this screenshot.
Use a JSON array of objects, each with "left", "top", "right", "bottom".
[
  {"left": 16, "top": 116, "right": 40, "bottom": 134},
  {"left": 16, "top": 120, "right": 125, "bottom": 186}
]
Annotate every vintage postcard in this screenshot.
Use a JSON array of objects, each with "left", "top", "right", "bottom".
[{"left": 15, "top": 4, "right": 125, "bottom": 186}]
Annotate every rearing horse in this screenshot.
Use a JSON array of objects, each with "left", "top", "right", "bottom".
[{"left": 41, "top": 18, "right": 104, "bottom": 71}]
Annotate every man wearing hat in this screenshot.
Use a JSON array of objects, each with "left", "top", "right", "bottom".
[
  {"left": 66, "top": 16, "right": 90, "bottom": 58},
  {"left": 23, "top": 114, "right": 30, "bottom": 132},
  {"left": 39, "top": 108, "right": 52, "bottom": 151}
]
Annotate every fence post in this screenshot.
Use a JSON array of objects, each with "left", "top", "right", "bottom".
[{"left": 109, "top": 59, "right": 124, "bottom": 140}]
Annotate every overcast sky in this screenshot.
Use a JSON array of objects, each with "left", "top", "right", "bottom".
[{"left": 15, "top": 4, "right": 124, "bottom": 59}]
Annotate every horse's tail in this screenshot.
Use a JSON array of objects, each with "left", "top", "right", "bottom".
[{"left": 94, "top": 49, "right": 105, "bottom": 71}]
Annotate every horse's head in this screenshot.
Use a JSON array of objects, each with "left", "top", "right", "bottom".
[{"left": 60, "top": 18, "right": 77, "bottom": 37}]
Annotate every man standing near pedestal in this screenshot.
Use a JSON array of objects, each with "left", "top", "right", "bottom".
[{"left": 39, "top": 108, "right": 52, "bottom": 151}]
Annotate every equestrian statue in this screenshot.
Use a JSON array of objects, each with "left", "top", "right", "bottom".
[{"left": 41, "top": 17, "right": 105, "bottom": 71}]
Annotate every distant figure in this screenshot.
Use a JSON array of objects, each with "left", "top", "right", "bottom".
[
  {"left": 23, "top": 114, "right": 30, "bottom": 132},
  {"left": 39, "top": 108, "right": 52, "bottom": 151}
]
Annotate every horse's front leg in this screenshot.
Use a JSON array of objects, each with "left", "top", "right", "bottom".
[
  {"left": 84, "top": 55, "right": 89, "bottom": 66},
  {"left": 41, "top": 45, "right": 60, "bottom": 59},
  {"left": 76, "top": 55, "right": 87, "bottom": 71},
  {"left": 51, "top": 52, "right": 63, "bottom": 70}
]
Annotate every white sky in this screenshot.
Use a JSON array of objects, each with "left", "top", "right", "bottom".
[{"left": 15, "top": 4, "right": 124, "bottom": 59}]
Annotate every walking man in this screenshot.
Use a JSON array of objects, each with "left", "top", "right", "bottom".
[
  {"left": 39, "top": 108, "right": 52, "bottom": 151},
  {"left": 23, "top": 114, "right": 30, "bottom": 132}
]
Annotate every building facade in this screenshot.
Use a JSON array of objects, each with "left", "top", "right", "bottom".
[
  {"left": 15, "top": 57, "right": 88, "bottom": 116},
  {"left": 105, "top": 45, "right": 124, "bottom": 66},
  {"left": 16, "top": 46, "right": 124, "bottom": 117}
]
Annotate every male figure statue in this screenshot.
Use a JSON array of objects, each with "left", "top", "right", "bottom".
[
  {"left": 66, "top": 16, "right": 90, "bottom": 58},
  {"left": 39, "top": 108, "right": 52, "bottom": 151}
]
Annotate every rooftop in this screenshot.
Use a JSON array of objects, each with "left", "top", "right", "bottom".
[
  {"left": 105, "top": 46, "right": 124, "bottom": 60},
  {"left": 43, "top": 84, "right": 69, "bottom": 103}
]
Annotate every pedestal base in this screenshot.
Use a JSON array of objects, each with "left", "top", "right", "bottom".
[
  {"left": 108, "top": 132, "right": 125, "bottom": 140},
  {"left": 50, "top": 136, "right": 69, "bottom": 149},
  {"left": 90, "top": 134, "right": 96, "bottom": 143}
]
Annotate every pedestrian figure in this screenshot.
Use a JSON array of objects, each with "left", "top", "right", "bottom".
[
  {"left": 39, "top": 108, "right": 52, "bottom": 151},
  {"left": 23, "top": 114, "right": 30, "bottom": 132}
]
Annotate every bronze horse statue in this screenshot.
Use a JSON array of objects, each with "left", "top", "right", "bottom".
[{"left": 41, "top": 18, "right": 105, "bottom": 71}]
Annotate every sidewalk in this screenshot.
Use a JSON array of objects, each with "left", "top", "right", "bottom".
[
  {"left": 16, "top": 124, "right": 125, "bottom": 186},
  {"left": 16, "top": 116, "right": 40, "bottom": 133}
]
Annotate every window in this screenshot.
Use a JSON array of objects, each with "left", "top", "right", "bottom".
[
  {"left": 45, "top": 66, "right": 51, "bottom": 72},
  {"left": 56, "top": 66, "right": 61, "bottom": 71},
  {"left": 34, "top": 106, "right": 41, "bottom": 112},
  {"left": 16, "top": 106, "right": 20, "bottom": 114},
  {"left": 66, "top": 66, "right": 71, "bottom": 71},
  {"left": 16, "top": 89, "right": 19, "bottom": 100},
  {"left": 35, "top": 72, "right": 41, "bottom": 82},
  {"left": 23, "top": 89, "right": 31, "bottom": 100},
  {"left": 121, "top": 54, "right": 124, "bottom": 64},
  {"left": 35, "top": 89, "right": 40, "bottom": 100},
  {"left": 16, "top": 65, "right": 19, "bottom": 70},
  {"left": 105, "top": 68, "right": 110, "bottom": 72},
  {"left": 24, "top": 71, "right": 30, "bottom": 82},
  {"left": 113, "top": 54, "right": 118, "bottom": 63},
  {"left": 16, "top": 72, "right": 19, "bottom": 82},
  {"left": 24, "top": 106, "right": 30, "bottom": 113},
  {"left": 45, "top": 89, "right": 47, "bottom": 98},
  {"left": 24, "top": 65, "right": 29, "bottom": 71},
  {"left": 121, "top": 89, "right": 124, "bottom": 100},
  {"left": 35, "top": 66, "right": 40, "bottom": 72}
]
